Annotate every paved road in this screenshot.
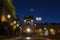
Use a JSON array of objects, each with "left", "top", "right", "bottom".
[
  {"left": 2, "top": 36, "right": 60, "bottom": 40},
  {"left": 0, "top": 33, "right": 60, "bottom": 40},
  {"left": 3, "top": 36, "right": 45, "bottom": 40}
]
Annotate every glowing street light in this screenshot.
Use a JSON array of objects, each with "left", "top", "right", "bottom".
[
  {"left": 36, "top": 17, "right": 42, "bottom": 21},
  {"left": 26, "top": 28, "right": 31, "bottom": 32},
  {"left": 17, "top": 24, "right": 19, "bottom": 27},
  {"left": 39, "top": 17, "right": 42, "bottom": 21},
  {"left": 13, "top": 21, "right": 16, "bottom": 24},
  {"left": 50, "top": 28, "right": 55, "bottom": 35},
  {"left": 38, "top": 28, "right": 42, "bottom": 32},
  {"left": 31, "top": 20, "right": 34, "bottom": 22},
  {"left": 36, "top": 17, "right": 39, "bottom": 20},
  {"left": 24, "top": 20, "right": 26, "bottom": 22},
  {"left": 7, "top": 14, "right": 11, "bottom": 18},
  {"left": 44, "top": 27, "right": 47, "bottom": 30}
]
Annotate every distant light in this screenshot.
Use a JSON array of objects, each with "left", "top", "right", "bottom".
[
  {"left": 44, "top": 27, "right": 47, "bottom": 30},
  {"left": 38, "top": 28, "right": 42, "bottom": 32},
  {"left": 39, "top": 17, "right": 42, "bottom": 21},
  {"left": 24, "top": 20, "right": 26, "bottom": 22},
  {"left": 17, "top": 24, "right": 19, "bottom": 27},
  {"left": 31, "top": 20, "right": 34, "bottom": 22},
  {"left": 13, "top": 21, "right": 16, "bottom": 24},
  {"left": 50, "top": 29, "right": 55, "bottom": 35},
  {"left": 44, "top": 30, "right": 49, "bottom": 36},
  {"left": 1, "top": 15, "right": 6, "bottom": 22},
  {"left": 36, "top": 17, "right": 39, "bottom": 20},
  {"left": 50, "top": 28, "right": 54, "bottom": 32},
  {"left": 13, "top": 25, "right": 16, "bottom": 30},
  {"left": 7, "top": 14, "right": 11, "bottom": 18},
  {"left": 27, "top": 28, "right": 31, "bottom": 32},
  {"left": 26, "top": 37, "right": 31, "bottom": 39},
  {"left": 36, "top": 17, "right": 42, "bottom": 21},
  {"left": 10, "top": 22, "right": 13, "bottom": 26},
  {"left": 34, "top": 24, "right": 36, "bottom": 26}
]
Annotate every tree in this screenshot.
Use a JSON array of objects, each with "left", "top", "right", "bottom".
[{"left": 3, "top": 0, "right": 17, "bottom": 19}]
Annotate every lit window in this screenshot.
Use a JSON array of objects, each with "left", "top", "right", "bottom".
[
  {"left": 38, "top": 29, "right": 42, "bottom": 32},
  {"left": 50, "top": 28, "right": 55, "bottom": 35},
  {"left": 36, "top": 17, "right": 39, "bottom": 20},
  {"left": 1, "top": 15, "right": 6, "bottom": 22},
  {"left": 50, "top": 29, "right": 55, "bottom": 32},
  {"left": 13, "top": 25, "right": 16, "bottom": 30}
]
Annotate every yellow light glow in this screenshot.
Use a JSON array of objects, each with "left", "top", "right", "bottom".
[
  {"left": 38, "top": 29, "right": 42, "bottom": 32},
  {"left": 10, "top": 22, "right": 13, "bottom": 26},
  {"left": 50, "top": 29, "right": 54, "bottom": 32},
  {"left": 13, "top": 25, "right": 16, "bottom": 30},
  {"left": 1, "top": 15, "right": 6, "bottom": 22}
]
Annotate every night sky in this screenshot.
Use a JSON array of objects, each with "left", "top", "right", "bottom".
[{"left": 13, "top": 0, "right": 60, "bottom": 23}]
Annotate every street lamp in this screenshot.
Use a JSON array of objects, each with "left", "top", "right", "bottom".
[
  {"left": 1, "top": 15, "right": 6, "bottom": 22},
  {"left": 44, "top": 27, "right": 47, "bottom": 30},
  {"left": 31, "top": 20, "right": 34, "bottom": 22},
  {"left": 10, "top": 22, "right": 14, "bottom": 26},
  {"left": 50, "top": 28, "right": 55, "bottom": 35},
  {"left": 36, "top": 17, "right": 42, "bottom": 21},
  {"left": 24, "top": 20, "right": 26, "bottom": 22},
  {"left": 26, "top": 28, "right": 31, "bottom": 32},
  {"left": 13, "top": 21, "right": 16, "bottom": 24},
  {"left": 38, "top": 28, "right": 42, "bottom": 32},
  {"left": 17, "top": 24, "right": 19, "bottom": 27},
  {"left": 39, "top": 17, "right": 42, "bottom": 21},
  {"left": 36, "top": 17, "right": 39, "bottom": 21},
  {"left": 7, "top": 14, "right": 11, "bottom": 18}
]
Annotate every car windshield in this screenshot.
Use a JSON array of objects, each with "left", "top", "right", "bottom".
[{"left": 0, "top": 0, "right": 60, "bottom": 40}]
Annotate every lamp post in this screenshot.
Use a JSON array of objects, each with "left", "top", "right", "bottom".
[
  {"left": 36, "top": 17, "right": 42, "bottom": 23},
  {"left": 7, "top": 14, "right": 11, "bottom": 19}
]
